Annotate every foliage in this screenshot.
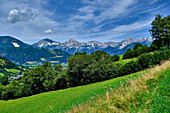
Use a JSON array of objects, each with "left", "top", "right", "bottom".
[
  {"left": 0, "top": 47, "right": 70, "bottom": 65},
  {"left": 149, "top": 14, "right": 170, "bottom": 49},
  {"left": 0, "top": 61, "right": 169, "bottom": 113},
  {"left": 68, "top": 61, "right": 170, "bottom": 113},
  {"left": 133, "top": 43, "right": 143, "bottom": 50},
  {"left": 110, "top": 55, "right": 120, "bottom": 62},
  {"left": 118, "top": 60, "right": 142, "bottom": 76},
  {"left": 0, "top": 68, "right": 146, "bottom": 113},
  {"left": 123, "top": 44, "right": 150, "bottom": 59},
  {"left": 0, "top": 49, "right": 169, "bottom": 100},
  {"left": 138, "top": 50, "right": 170, "bottom": 69},
  {"left": 0, "top": 76, "right": 9, "bottom": 86},
  {"left": 0, "top": 56, "right": 19, "bottom": 69}
]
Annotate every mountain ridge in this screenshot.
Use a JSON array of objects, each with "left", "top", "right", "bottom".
[
  {"left": 33, "top": 37, "right": 153, "bottom": 55},
  {"left": 0, "top": 36, "right": 31, "bottom": 48},
  {"left": 0, "top": 36, "right": 153, "bottom": 55}
]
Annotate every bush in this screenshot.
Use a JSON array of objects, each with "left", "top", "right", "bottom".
[
  {"left": 123, "top": 46, "right": 150, "bottom": 59},
  {"left": 110, "top": 55, "right": 120, "bottom": 62},
  {"left": 118, "top": 60, "right": 142, "bottom": 76},
  {"left": 138, "top": 53, "right": 154, "bottom": 69},
  {"left": 53, "top": 71, "right": 70, "bottom": 90},
  {"left": 138, "top": 50, "right": 170, "bottom": 69},
  {"left": 0, "top": 84, "right": 3, "bottom": 99}
]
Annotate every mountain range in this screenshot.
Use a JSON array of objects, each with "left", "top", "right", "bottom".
[
  {"left": 0, "top": 36, "right": 153, "bottom": 65},
  {"left": 0, "top": 36, "right": 70, "bottom": 66},
  {"left": 33, "top": 37, "right": 153, "bottom": 55}
]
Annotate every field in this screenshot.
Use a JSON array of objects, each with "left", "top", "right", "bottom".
[
  {"left": 5, "top": 68, "right": 21, "bottom": 73},
  {"left": 0, "top": 71, "right": 146, "bottom": 112},
  {"left": 0, "top": 73, "right": 4, "bottom": 77},
  {"left": 1, "top": 61, "right": 169, "bottom": 113}
]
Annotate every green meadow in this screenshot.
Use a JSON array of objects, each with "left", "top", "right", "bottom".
[
  {"left": 0, "top": 64, "right": 159, "bottom": 113},
  {"left": 5, "top": 68, "right": 21, "bottom": 73},
  {"left": 0, "top": 73, "right": 4, "bottom": 77},
  {"left": 69, "top": 61, "right": 170, "bottom": 112}
]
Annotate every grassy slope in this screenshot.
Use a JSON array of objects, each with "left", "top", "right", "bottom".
[
  {"left": 0, "top": 70, "right": 147, "bottom": 113},
  {"left": 69, "top": 61, "right": 170, "bottom": 113},
  {"left": 0, "top": 73, "right": 4, "bottom": 77},
  {"left": 5, "top": 68, "right": 20, "bottom": 73},
  {"left": 0, "top": 61, "right": 169, "bottom": 113}
]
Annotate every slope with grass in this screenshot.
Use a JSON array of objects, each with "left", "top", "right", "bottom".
[
  {"left": 69, "top": 61, "right": 170, "bottom": 113},
  {"left": 0, "top": 61, "right": 169, "bottom": 113},
  {"left": 0, "top": 56, "right": 21, "bottom": 77}
]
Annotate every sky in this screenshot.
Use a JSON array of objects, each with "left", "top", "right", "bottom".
[{"left": 0, "top": 0, "right": 169, "bottom": 44}]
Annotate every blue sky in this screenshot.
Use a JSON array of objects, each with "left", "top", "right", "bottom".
[{"left": 0, "top": 0, "right": 169, "bottom": 44}]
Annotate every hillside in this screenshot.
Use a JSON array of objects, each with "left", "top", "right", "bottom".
[
  {"left": 69, "top": 61, "right": 170, "bottom": 113},
  {"left": 0, "top": 36, "right": 30, "bottom": 48},
  {"left": 0, "top": 36, "right": 71, "bottom": 66},
  {"left": 0, "top": 61, "right": 169, "bottom": 113},
  {"left": 0, "top": 47, "right": 70, "bottom": 65},
  {"left": 0, "top": 56, "right": 20, "bottom": 77}
]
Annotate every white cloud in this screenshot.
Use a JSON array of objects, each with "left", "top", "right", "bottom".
[
  {"left": 0, "top": 0, "right": 168, "bottom": 43},
  {"left": 95, "top": 0, "right": 137, "bottom": 24},
  {"left": 7, "top": 7, "right": 36, "bottom": 23},
  {"left": 44, "top": 29, "right": 53, "bottom": 34}
]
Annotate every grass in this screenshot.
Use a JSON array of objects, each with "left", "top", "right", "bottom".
[
  {"left": 119, "top": 54, "right": 123, "bottom": 60},
  {"left": 0, "top": 73, "right": 4, "bottom": 77},
  {"left": 0, "top": 69, "right": 148, "bottom": 113},
  {"left": 5, "top": 68, "right": 20, "bottom": 73},
  {"left": 0, "top": 61, "right": 169, "bottom": 113},
  {"left": 68, "top": 61, "right": 170, "bottom": 113}
]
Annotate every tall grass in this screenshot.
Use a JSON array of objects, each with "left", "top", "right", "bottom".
[{"left": 68, "top": 61, "right": 170, "bottom": 113}]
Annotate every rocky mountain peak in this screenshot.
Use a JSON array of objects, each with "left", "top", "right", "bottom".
[
  {"left": 32, "top": 37, "right": 153, "bottom": 54},
  {"left": 65, "top": 39, "right": 80, "bottom": 46}
]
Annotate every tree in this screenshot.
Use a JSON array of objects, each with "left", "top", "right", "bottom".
[
  {"left": 149, "top": 15, "right": 170, "bottom": 49},
  {"left": 0, "top": 76, "right": 9, "bottom": 86},
  {"left": 42, "top": 61, "right": 52, "bottom": 69},
  {"left": 54, "top": 64, "right": 63, "bottom": 72},
  {"left": 133, "top": 43, "right": 143, "bottom": 50}
]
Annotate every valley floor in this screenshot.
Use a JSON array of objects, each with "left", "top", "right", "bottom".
[{"left": 0, "top": 61, "right": 169, "bottom": 113}]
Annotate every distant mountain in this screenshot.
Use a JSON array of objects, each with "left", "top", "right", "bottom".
[
  {"left": 0, "top": 36, "right": 30, "bottom": 48},
  {"left": 102, "top": 42, "right": 142, "bottom": 55},
  {"left": 33, "top": 38, "right": 60, "bottom": 48},
  {"left": 34, "top": 37, "right": 153, "bottom": 55},
  {"left": 0, "top": 47, "right": 70, "bottom": 65},
  {"left": 0, "top": 36, "right": 71, "bottom": 65}
]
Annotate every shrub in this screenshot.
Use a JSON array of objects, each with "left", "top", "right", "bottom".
[
  {"left": 110, "top": 55, "right": 120, "bottom": 62},
  {"left": 0, "top": 84, "right": 3, "bottom": 99},
  {"left": 138, "top": 53, "right": 154, "bottom": 69},
  {"left": 138, "top": 50, "right": 170, "bottom": 69},
  {"left": 123, "top": 46, "right": 150, "bottom": 59},
  {"left": 118, "top": 60, "right": 142, "bottom": 76},
  {"left": 53, "top": 71, "right": 70, "bottom": 90}
]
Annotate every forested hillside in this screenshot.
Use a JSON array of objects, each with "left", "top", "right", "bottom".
[{"left": 0, "top": 47, "right": 70, "bottom": 65}]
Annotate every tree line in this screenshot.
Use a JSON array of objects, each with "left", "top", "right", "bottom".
[{"left": 0, "top": 49, "right": 169, "bottom": 100}]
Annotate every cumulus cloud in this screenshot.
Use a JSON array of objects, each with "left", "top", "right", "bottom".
[
  {"left": 44, "top": 29, "right": 53, "bottom": 34},
  {"left": 7, "top": 7, "right": 36, "bottom": 23}
]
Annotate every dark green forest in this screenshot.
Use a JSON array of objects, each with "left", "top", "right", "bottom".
[{"left": 0, "top": 47, "right": 70, "bottom": 65}]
